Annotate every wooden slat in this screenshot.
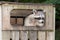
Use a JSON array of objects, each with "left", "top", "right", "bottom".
[
  {"left": 2, "top": 31, "right": 10, "bottom": 40},
  {"left": 0, "top": 6, "right": 2, "bottom": 40},
  {"left": 17, "top": 18, "right": 24, "bottom": 25},
  {"left": 29, "top": 31, "right": 37, "bottom": 40},
  {"left": 38, "top": 31, "right": 45, "bottom": 40},
  {"left": 21, "top": 31, "right": 28, "bottom": 40},
  {"left": 10, "top": 31, "right": 12, "bottom": 40},
  {"left": 19, "top": 31, "right": 21, "bottom": 40},
  {"left": 11, "top": 9, "right": 32, "bottom": 17},
  {"left": 48, "top": 6, "right": 53, "bottom": 29},
  {"left": 12, "top": 31, "right": 19, "bottom": 40},
  {"left": 10, "top": 18, "right": 16, "bottom": 25},
  {"left": 47, "top": 31, "right": 54, "bottom": 40}
]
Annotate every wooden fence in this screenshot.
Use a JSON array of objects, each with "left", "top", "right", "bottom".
[
  {"left": 1, "top": 3, "right": 55, "bottom": 40},
  {"left": 2, "top": 30, "right": 54, "bottom": 40}
]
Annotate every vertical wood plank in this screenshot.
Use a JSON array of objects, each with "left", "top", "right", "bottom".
[
  {"left": 48, "top": 6, "right": 53, "bottom": 29},
  {"left": 29, "top": 31, "right": 37, "bottom": 40},
  {"left": 17, "top": 18, "right": 23, "bottom": 25},
  {"left": 19, "top": 31, "right": 21, "bottom": 40},
  {"left": 10, "top": 18, "right": 16, "bottom": 25},
  {"left": 2, "top": 31, "right": 10, "bottom": 40},
  {"left": 38, "top": 31, "right": 45, "bottom": 40},
  {"left": 21, "top": 31, "right": 28, "bottom": 40},
  {"left": 10, "top": 31, "right": 12, "bottom": 40},
  {"left": 12, "top": 31, "right": 19, "bottom": 40},
  {"left": 52, "top": 7, "right": 55, "bottom": 30},
  {"left": 0, "top": 6, "right": 2, "bottom": 40},
  {"left": 47, "top": 31, "right": 54, "bottom": 40}
]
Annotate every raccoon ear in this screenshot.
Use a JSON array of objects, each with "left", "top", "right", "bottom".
[
  {"left": 33, "top": 9, "right": 36, "bottom": 12},
  {"left": 43, "top": 10, "right": 46, "bottom": 12},
  {"left": 33, "top": 9, "right": 37, "bottom": 14}
]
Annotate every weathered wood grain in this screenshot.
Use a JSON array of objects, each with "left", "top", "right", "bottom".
[
  {"left": 12, "top": 31, "right": 19, "bottom": 40},
  {"left": 19, "top": 31, "right": 21, "bottom": 40},
  {"left": 29, "top": 31, "right": 37, "bottom": 40},
  {"left": 47, "top": 31, "right": 54, "bottom": 40},
  {"left": 11, "top": 9, "right": 32, "bottom": 17},
  {"left": 2, "top": 4, "right": 55, "bottom": 30},
  {"left": 2, "top": 3, "right": 55, "bottom": 40},
  {"left": 0, "top": 6, "right": 2, "bottom": 40},
  {"left": 38, "top": 31, "right": 45, "bottom": 40},
  {"left": 17, "top": 18, "right": 23, "bottom": 25},
  {"left": 10, "top": 18, "right": 16, "bottom": 25},
  {"left": 2, "top": 31, "right": 10, "bottom": 40},
  {"left": 20, "top": 31, "right": 28, "bottom": 40}
]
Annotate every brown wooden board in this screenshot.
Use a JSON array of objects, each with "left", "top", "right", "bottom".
[
  {"left": 10, "top": 18, "right": 16, "bottom": 25},
  {"left": 17, "top": 18, "right": 24, "bottom": 26}
]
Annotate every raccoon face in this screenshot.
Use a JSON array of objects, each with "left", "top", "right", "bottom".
[
  {"left": 37, "top": 17, "right": 45, "bottom": 27},
  {"left": 34, "top": 11, "right": 45, "bottom": 27}
]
